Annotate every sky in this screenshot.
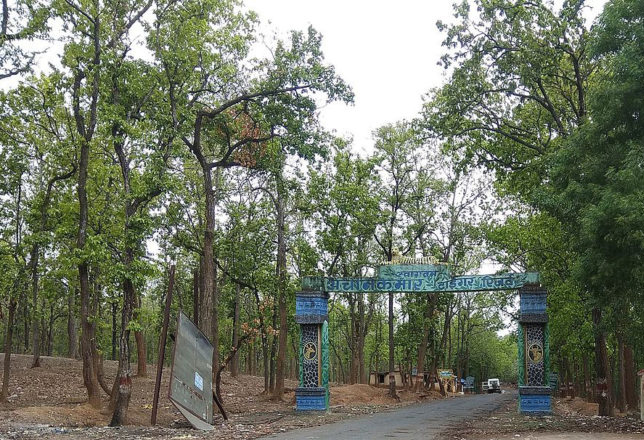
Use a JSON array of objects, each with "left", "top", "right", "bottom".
[{"left": 244, "top": 0, "right": 608, "bottom": 154}]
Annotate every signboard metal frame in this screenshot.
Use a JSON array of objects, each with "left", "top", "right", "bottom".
[{"left": 168, "top": 311, "right": 215, "bottom": 431}]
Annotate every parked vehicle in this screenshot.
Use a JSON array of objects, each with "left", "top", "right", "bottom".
[{"left": 485, "top": 378, "right": 501, "bottom": 393}]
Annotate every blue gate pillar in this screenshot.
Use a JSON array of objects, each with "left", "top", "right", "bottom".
[
  {"left": 518, "top": 284, "right": 551, "bottom": 414},
  {"left": 295, "top": 291, "right": 329, "bottom": 411}
]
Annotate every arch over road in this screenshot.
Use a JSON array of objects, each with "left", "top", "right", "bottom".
[{"left": 294, "top": 263, "right": 551, "bottom": 414}]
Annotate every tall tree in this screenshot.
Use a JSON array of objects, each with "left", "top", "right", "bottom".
[
  {"left": 53, "top": 0, "right": 154, "bottom": 409},
  {"left": 307, "top": 144, "right": 380, "bottom": 384},
  {"left": 106, "top": 53, "right": 170, "bottom": 425},
  {"left": 424, "top": 0, "right": 592, "bottom": 194},
  {"left": 544, "top": 0, "right": 644, "bottom": 415},
  {"left": 0, "top": 112, "right": 29, "bottom": 401},
  {"left": 371, "top": 122, "right": 428, "bottom": 398},
  {"left": 152, "top": 0, "right": 351, "bottom": 394}
]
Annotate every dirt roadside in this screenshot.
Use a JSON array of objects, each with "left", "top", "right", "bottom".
[
  {"left": 0, "top": 354, "right": 440, "bottom": 439},
  {"left": 3, "top": 355, "right": 642, "bottom": 439},
  {"left": 438, "top": 394, "right": 644, "bottom": 440}
]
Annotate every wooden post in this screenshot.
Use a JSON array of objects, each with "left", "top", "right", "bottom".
[
  {"left": 151, "top": 264, "right": 175, "bottom": 426},
  {"left": 638, "top": 369, "right": 644, "bottom": 422}
]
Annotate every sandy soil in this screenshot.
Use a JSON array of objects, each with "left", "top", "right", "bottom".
[
  {"left": 489, "top": 434, "right": 644, "bottom": 440},
  {"left": 438, "top": 395, "right": 644, "bottom": 440},
  {"left": 0, "top": 354, "right": 437, "bottom": 438}
]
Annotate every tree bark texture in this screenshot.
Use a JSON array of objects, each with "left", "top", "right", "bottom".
[
  {"left": 231, "top": 284, "right": 241, "bottom": 377},
  {"left": 415, "top": 293, "right": 435, "bottom": 391},
  {"left": 134, "top": 293, "right": 147, "bottom": 377},
  {"left": 592, "top": 307, "right": 612, "bottom": 416},
  {"left": 198, "top": 165, "right": 220, "bottom": 389},
  {"left": 624, "top": 345, "right": 637, "bottom": 410},
  {"left": 617, "top": 333, "right": 626, "bottom": 413},
  {"left": 67, "top": 289, "right": 78, "bottom": 359},
  {"left": 388, "top": 291, "right": 397, "bottom": 398},
  {"left": 269, "top": 305, "right": 277, "bottom": 392},
  {"left": 274, "top": 187, "right": 288, "bottom": 399},
  {"left": 1, "top": 298, "right": 17, "bottom": 402},
  {"left": 193, "top": 269, "right": 200, "bottom": 327},
  {"left": 72, "top": 0, "right": 102, "bottom": 406},
  {"left": 29, "top": 241, "right": 41, "bottom": 368},
  {"left": 109, "top": 250, "right": 135, "bottom": 426}
]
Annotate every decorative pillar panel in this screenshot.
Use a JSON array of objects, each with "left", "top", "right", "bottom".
[
  {"left": 517, "top": 325, "right": 525, "bottom": 387},
  {"left": 295, "top": 292, "right": 329, "bottom": 411},
  {"left": 525, "top": 324, "right": 545, "bottom": 386},
  {"left": 518, "top": 284, "right": 551, "bottom": 414}
]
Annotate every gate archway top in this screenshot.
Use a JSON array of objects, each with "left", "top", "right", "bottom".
[{"left": 301, "top": 264, "right": 540, "bottom": 293}]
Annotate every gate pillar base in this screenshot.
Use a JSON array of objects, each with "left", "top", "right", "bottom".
[
  {"left": 519, "top": 386, "right": 552, "bottom": 415},
  {"left": 295, "top": 387, "right": 327, "bottom": 411}
]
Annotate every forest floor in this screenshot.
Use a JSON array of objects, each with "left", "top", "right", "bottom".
[
  {"left": 438, "top": 393, "right": 644, "bottom": 440},
  {"left": 0, "top": 354, "right": 443, "bottom": 439},
  {"left": 3, "top": 355, "right": 642, "bottom": 439}
]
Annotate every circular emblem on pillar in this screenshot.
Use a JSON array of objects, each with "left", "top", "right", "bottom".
[
  {"left": 528, "top": 343, "right": 543, "bottom": 363},
  {"left": 303, "top": 342, "right": 318, "bottom": 361}
]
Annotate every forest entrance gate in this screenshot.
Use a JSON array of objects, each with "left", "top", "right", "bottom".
[{"left": 294, "top": 263, "right": 552, "bottom": 414}]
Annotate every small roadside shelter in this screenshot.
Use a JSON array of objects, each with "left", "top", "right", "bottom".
[{"left": 369, "top": 370, "right": 404, "bottom": 387}]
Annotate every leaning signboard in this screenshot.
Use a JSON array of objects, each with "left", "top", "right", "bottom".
[{"left": 169, "top": 311, "right": 214, "bottom": 430}]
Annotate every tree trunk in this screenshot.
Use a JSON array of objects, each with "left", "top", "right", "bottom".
[
  {"left": 231, "top": 284, "right": 241, "bottom": 377},
  {"left": 46, "top": 303, "right": 55, "bottom": 356},
  {"left": 617, "top": 333, "right": 626, "bottom": 413},
  {"left": 252, "top": 288, "right": 270, "bottom": 393},
  {"left": 77, "top": 135, "right": 101, "bottom": 407},
  {"left": 330, "top": 341, "right": 346, "bottom": 384},
  {"left": 349, "top": 298, "right": 358, "bottom": 385},
  {"left": 134, "top": 292, "right": 146, "bottom": 377},
  {"left": 79, "top": 260, "right": 101, "bottom": 408},
  {"left": 110, "top": 249, "right": 136, "bottom": 426},
  {"left": 68, "top": 289, "right": 78, "bottom": 359},
  {"left": 415, "top": 293, "right": 435, "bottom": 392},
  {"left": 274, "top": 185, "right": 288, "bottom": 399},
  {"left": 30, "top": 243, "right": 41, "bottom": 368},
  {"left": 439, "top": 299, "right": 453, "bottom": 365},
  {"left": 22, "top": 300, "right": 29, "bottom": 354},
  {"left": 269, "top": 305, "right": 277, "bottom": 392},
  {"left": 111, "top": 301, "right": 117, "bottom": 360},
  {"left": 193, "top": 269, "right": 199, "bottom": 327},
  {"left": 592, "top": 307, "right": 612, "bottom": 416},
  {"left": 72, "top": 0, "right": 102, "bottom": 403},
  {"left": 583, "top": 353, "right": 590, "bottom": 399},
  {"left": 388, "top": 291, "right": 397, "bottom": 398},
  {"left": 199, "top": 164, "right": 220, "bottom": 393},
  {"left": 1, "top": 298, "right": 18, "bottom": 402},
  {"left": 356, "top": 296, "right": 366, "bottom": 384},
  {"left": 213, "top": 261, "right": 221, "bottom": 398},
  {"left": 436, "top": 366, "right": 446, "bottom": 396},
  {"left": 624, "top": 344, "right": 637, "bottom": 411},
  {"left": 262, "top": 333, "right": 270, "bottom": 393}
]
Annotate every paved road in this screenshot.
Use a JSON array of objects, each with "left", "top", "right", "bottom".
[{"left": 260, "top": 390, "right": 516, "bottom": 440}]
